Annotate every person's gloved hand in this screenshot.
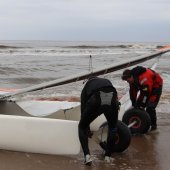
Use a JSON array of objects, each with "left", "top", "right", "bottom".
[
  {"left": 87, "top": 130, "right": 93, "bottom": 138},
  {"left": 132, "top": 101, "right": 137, "bottom": 108},
  {"left": 115, "top": 100, "right": 121, "bottom": 111},
  {"left": 132, "top": 103, "right": 145, "bottom": 110},
  {"left": 134, "top": 103, "right": 145, "bottom": 110},
  {"left": 136, "top": 100, "right": 146, "bottom": 109},
  {"left": 136, "top": 106, "right": 145, "bottom": 110}
]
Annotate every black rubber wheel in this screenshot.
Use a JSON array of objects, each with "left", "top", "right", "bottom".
[
  {"left": 98, "top": 120, "right": 131, "bottom": 153},
  {"left": 122, "top": 108, "right": 151, "bottom": 134}
]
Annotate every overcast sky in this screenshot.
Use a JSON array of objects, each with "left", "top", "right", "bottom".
[{"left": 0, "top": 0, "right": 170, "bottom": 42}]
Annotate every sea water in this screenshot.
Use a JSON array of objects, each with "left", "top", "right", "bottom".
[{"left": 0, "top": 40, "right": 169, "bottom": 99}]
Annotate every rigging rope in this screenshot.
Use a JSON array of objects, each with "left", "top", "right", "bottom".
[{"left": 89, "top": 55, "right": 93, "bottom": 73}]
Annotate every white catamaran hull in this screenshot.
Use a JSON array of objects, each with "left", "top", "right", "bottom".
[
  {"left": 0, "top": 64, "right": 155, "bottom": 155},
  {"left": 0, "top": 89, "right": 131, "bottom": 155},
  {"left": 0, "top": 115, "right": 80, "bottom": 155}
]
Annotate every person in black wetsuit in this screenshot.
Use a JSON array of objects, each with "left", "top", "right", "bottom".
[{"left": 78, "top": 77, "right": 120, "bottom": 165}]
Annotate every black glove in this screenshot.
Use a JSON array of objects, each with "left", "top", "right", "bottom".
[
  {"left": 86, "top": 126, "right": 93, "bottom": 138},
  {"left": 136, "top": 105, "right": 145, "bottom": 110},
  {"left": 132, "top": 103, "right": 138, "bottom": 109},
  {"left": 131, "top": 100, "right": 137, "bottom": 108},
  {"left": 136, "top": 99, "right": 146, "bottom": 108},
  {"left": 132, "top": 102, "right": 144, "bottom": 110},
  {"left": 115, "top": 100, "right": 121, "bottom": 111},
  {"left": 87, "top": 129, "right": 93, "bottom": 138}
]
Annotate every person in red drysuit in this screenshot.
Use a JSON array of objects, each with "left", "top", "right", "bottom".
[{"left": 121, "top": 66, "right": 163, "bottom": 131}]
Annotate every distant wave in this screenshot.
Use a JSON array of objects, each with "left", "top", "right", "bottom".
[
  {"left": 0, "top": 45, "right": 19, "bottom": 49},
  {"left": 156, "top": 45, "right": 164, "bottom": 49},
  {"left": 64, "top": 45, "right": 133, "bottom": 49},
  {"left": 0, "top": 45, "right": 30, "bottom": 49}
]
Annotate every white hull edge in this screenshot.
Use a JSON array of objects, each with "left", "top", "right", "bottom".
[{"left": 0, "top": 114, "right": 80, "bottom": 155}]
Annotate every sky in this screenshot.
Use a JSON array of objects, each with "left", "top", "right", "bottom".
[{"left": 0, "top": 0, "right": 170, "bottom": 42}]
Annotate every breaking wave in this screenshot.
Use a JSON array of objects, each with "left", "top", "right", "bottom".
[
  {"left": 0, "top": 45, "right": 30, "bottom": 49},
  {"left": 64, "top": 45, "right": 133, "bottom": 49}
]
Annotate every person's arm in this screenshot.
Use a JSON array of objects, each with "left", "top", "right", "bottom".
[
  {"left": 136, "top": 87, "right": 148, "bottom": 108},
  {"left": 80, "top": 86, "right": 87, "bottom": 117},
  {"left": 129, "top": 84, "right": 138, "bottom": 107},
  {"left": 137, "top": 76, "right": 153, "bottom": 108},
  {"left": 80, "top": 85, "right": 93, "bottom": 138}
]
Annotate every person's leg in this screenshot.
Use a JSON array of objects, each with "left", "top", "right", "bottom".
[
  {"left": 146, "top": 107, "right": 157, "bottom": 130},
  {"left": 78, "top": 94, "right": 100, "bottom": 164},
  {"left": 103, "top": 98, "right": 119, "bottom": 158},
  {"left": 146, "top": 86, "right": 162, "bottom": 130},
  {"left": 78, "top": 110, "right": 97, "bottom": 156}
]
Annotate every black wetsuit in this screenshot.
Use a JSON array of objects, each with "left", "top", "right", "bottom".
[{"left": 78, "top": 77, "right": 119, "bottom": 157}]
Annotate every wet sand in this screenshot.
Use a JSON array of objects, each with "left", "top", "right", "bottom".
[{"left": 1, "top": 92, "right": 170, "bottom": 170}]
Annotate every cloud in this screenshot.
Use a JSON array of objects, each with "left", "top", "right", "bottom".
[{"left": 0, "top": 0, "right": 170, "bottom": 41}]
